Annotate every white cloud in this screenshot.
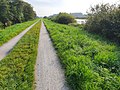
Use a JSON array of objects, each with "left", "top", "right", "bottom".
[{"left": 23, "top": 0, "right": 120, "bottom": 17}]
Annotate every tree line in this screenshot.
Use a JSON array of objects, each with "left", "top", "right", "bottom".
[{"left": 0, "top": 0, "right": 36, "bottom": 28}]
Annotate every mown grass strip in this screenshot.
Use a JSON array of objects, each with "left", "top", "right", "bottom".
[
  {"left": 0, "top": 19, "right": 39, "bottom": 46},
  {"left": 0, "top": 21, "right": 41, "bottom": 90},
  {"left": 44, "top": 19, "right": 120, "bottom": 90}
]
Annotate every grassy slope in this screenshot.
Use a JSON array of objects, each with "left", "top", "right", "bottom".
[
  {"left": 0, "top": 21, "right": 41, "bottom": 90},
  {"left": 44, "top": 19, "right": 120, "bottom": 90},
  {"left": 0, "top": 19, "right": 38, "bottom": 46}
]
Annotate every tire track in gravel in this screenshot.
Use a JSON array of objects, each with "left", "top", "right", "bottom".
[
  {"left": 35, "top": 22, "right": 69, "bottom": 90},
  {"left": 0, "top": 21, "right": 39, "bottom": 61}
]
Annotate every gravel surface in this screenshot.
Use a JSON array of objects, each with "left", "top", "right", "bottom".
[
  {"left": 0, "top": 21, "right": 39, "bottom": 61},
  {"left": 35, "top": 22, "right": 69, "bottom": 90}
]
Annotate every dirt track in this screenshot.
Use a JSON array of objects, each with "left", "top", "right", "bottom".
[
  {"left": 35, "top": 22, "right": 69, "bottom": 90},
  {"left": 0, "top": 21, "right": 38, "bottom": 61}
]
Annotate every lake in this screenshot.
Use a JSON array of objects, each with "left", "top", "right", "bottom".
[{"left": 75, "top": 19, "right": 87, "bottom": 24}]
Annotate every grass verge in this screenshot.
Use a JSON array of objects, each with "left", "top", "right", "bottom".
[
  {"left": 44, "top": 19, "right": 120, "bottom": 90},
  {"left": 0, "top": 21, "right": 41, "bottom": 90},
  {"left": 0, "top": 19, "right": 39, "bottom": 46}
]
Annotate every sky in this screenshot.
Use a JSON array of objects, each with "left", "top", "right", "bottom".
[{"left": 23, "top": 0, "right": 120, "bottom": 17}]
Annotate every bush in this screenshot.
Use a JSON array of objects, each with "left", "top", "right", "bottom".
[
  {"left": 85, "top": 4, "right": 120, "bottom": 43},
  {"left": 68, "top": 23, "right": 84, "bottom": 29},
  {"left": 55, "top": 12, "right": 76, "bottom": 24},
  {"left": 0, "top": 22, "right": 4, "bottom": 29},
  {"left": 6, "top": 20, "right": 12, "bottom": 26}
]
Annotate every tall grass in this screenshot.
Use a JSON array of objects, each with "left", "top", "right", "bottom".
[{"left": 44, "top": 19, "right": 120, "bottom": 90}]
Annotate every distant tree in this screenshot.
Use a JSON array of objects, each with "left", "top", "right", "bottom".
[
  {"left": 55, "top": 12, "right": 76, "bottom": 24},
  {"left": 23, "top": 2, "right": 36, "bottom": 21},
  {"left": 0, "top": 0, "right": 36, "bottom": 27},
  {"left": 0, "top": 0, "right": 10, "bottom": 27},
  {"left": 43, "top": 16, "right": 47, "bottom": 18},
  {"left": 11, "top": 0, "right": 24, "bottom": 23}
]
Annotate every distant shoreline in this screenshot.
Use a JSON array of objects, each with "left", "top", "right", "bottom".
[{"left": 75, "top": 19, "right": 87, "bottom": 24}]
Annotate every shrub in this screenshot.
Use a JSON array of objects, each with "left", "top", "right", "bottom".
[
  {"left": 55, "top": 12, "right": 76, "bottom": 24},
  {"left": 85, "top": 4, "right": 120, "bottom": 43},
  {"left": 68, "top": 23, "right": 84, "bottom": 29},
  {"left": 0, "top": 22, "right": 4, "bottom": 29}
]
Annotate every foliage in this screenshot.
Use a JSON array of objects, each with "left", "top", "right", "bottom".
[
  {"left": 0, "top": 0, "right": 36, "bottom": 27},
  {"left": 0, "top": 22, "right": 4, "bottom": 29},
  {"left": 23, "top": 2, "right": 36, "bottom": 21},
  {"left": 0, "top": 0, "right": 10, "bottom": 27},
  {"left": 85, "top": 3, "right": 120, "bottom": 43},
  {"left": 0, "top": 20, "right": 41, "bottom": 90},
  {"left": 68, "top": 23, "right": 84, "bottom": 29},
  {"left": 44, "top": 19, "right": 120, "bottom": 90},
  {"left": 0, "top": 19, "right": 38, "bottom": 46},
  {"left": 43, "top": 16, "right": 48, "bottom": 18},
  {"left": 54, "top": 12, "right": 76, "bottom": 24}
]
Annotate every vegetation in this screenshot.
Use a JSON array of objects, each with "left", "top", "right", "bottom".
[
  {"left": 85, "top": 4, "right": 120, "bottom": 44},
  {"left": 0, "top": 19, "right": 38, "bottom": 46},
  {"left": 44, "top": 19, "right": 120, "bottom": 90},
  {"left": 51, "top": 12, "right": 76, "bottom": 24},
  {"left": 0, "top": 20, "right": 41, "bottom": 90},
  {"left": 0, "top": 0, "right": 36, "bottom": 28},
  {"left": 68, "top": 23, "right": 84, "bottom": 29}
]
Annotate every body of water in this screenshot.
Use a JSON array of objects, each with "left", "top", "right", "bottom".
[{"left": 75, "top": 19, "right": 87, "bottom": 24}]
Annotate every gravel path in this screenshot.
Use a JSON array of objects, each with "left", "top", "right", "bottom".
[
  {"left": 35, "top": 22, "right": 69, "bottom": 90},
  {"left": 0, "top": 21, "right": 39, "bottom": 61}
]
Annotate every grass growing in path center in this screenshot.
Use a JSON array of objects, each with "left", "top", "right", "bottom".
[
  {"left": 0, "top": 19, "right": 38, "bottom": 46},
  {"left": 44, "top": 19, "right": 120, "bottom": 90},
  {"left": 0, "top": 20, "right": 41, "bottom": 90}
]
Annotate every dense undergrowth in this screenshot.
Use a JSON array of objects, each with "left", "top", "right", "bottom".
[
  {"left": 0, "top": 19, "right": 38, "bottom": 46},
  {"left": 0, "top": 20, "right": 41, "bottom": 90},
  {"left": 44, "top": 19, "right": 120, "bottom": 90}
]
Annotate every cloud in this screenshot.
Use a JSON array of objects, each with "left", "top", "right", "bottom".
[
  {"left": 23, "top": 0, "right": 64, "bottom": 16},
  {"left": 24, "top": 0, "right": 64, "bottom": 7},
  {"left": 23, "top": 0, "right": 119, "bottom": 17}
]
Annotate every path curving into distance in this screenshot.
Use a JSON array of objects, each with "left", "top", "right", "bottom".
[
  {"left": 35, "top": 22, "right": 69, "bottom": 90},
  {"left": 0, "top": 21, "right": 39, "bottom": 61}
]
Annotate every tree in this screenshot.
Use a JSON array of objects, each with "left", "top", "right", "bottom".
[
  {"left": 85, "top": 3, "right": 120, "bottom": 43},
  {"left": 23, "top": 2, "right": 36, "bottom": 21},
  {"left": 0, "top": 0, "right": 10, "bottom": 27},
  {"left": 10, "top": 0, "right": 24, "bottom": 23},
  {"left": 0, "top": 0, "right": 36, "bottom": 28},
  {"left": 55, "top": 12, "right": 76, "bottom": 24}
]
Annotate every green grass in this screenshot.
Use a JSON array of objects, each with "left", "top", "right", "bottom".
[
  {"left": 44, "top": 19, "right": 120, "bottom": 90},
  {"left": 0, "top": 19, "right": 39, "bottom": 46},
  {"left": 0, "top": 21, "right": 41, "bottom": 90}
]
